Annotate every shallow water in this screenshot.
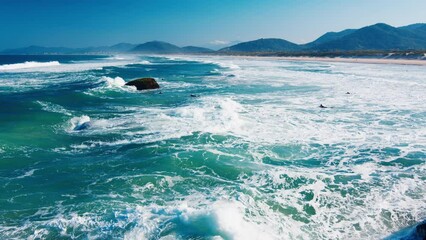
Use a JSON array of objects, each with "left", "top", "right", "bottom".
[{"left": 0, "top": 54, "right": 425, "bottom": 239}]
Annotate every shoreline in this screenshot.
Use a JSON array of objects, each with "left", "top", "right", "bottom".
[
  {"left": 1, "top": 53, "right": 426, "bottom": 66},
  {"left": 214, "top": 55, "right": 426, "bottom": 66},
  {"left": 278, "top": 56, "right": 426, "bottom": 66}
]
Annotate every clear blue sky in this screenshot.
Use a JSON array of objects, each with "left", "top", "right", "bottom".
[{"left": 1, "top": 0, "right": 425, "bottom": 49}]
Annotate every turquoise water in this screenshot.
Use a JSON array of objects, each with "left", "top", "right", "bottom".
[{"left": 0, "top": 55, "right": 425, "bottom": 239}]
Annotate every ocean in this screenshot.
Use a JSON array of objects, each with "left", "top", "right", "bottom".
[{"left": 0, "top": 54, "right": 425, "bottom": 239}]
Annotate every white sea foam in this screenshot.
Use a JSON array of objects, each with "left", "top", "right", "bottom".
[
  {"left": 36, "top": 101, "right": 72, "bottom": 116},
  {"left": 68, "top": 113, "right": 135, "bottom": 134},
  {"left": 63, "top": 56, "right": 425, "bottom": 152},
  {"left": 102, "top": 76, "right": 126, "bottom": 88},
  {"left": 0, "top": 61, "right": 60, "bottom": 71},
  {"left": 63, "top": 97, "right": 247, "bottom": 148},
  {"left": 84, "top": 76, "right": 137, "bottom": 96},
  {"left": 0, "top": 57, "right": 138, "bottom": 73},
  {"left": 174, "top": 97, "right": 245, "bottom": 134},
  {"left": 15, "top": 169, "right": 37, "bottom": 179},
  {"left": 106, "top": 56, "right": 125, "bottom": 60},
  {"left": 105, "top": 55, "right": 151, "bottom": 64},
  {"left": 138, "top": 60, "right": 152, "bottom": 65},
  {"left": 11, "top": 55, "right": 423, "bottom": 240},
  {"left": 122, "top": 57, "right": 426, "bottom": 239},
  {"left": 122, "top": 195, "right": 279, "bottom": 240},
  {"left": 166, "top": 55, "right": 240, "bottom": 70},
  {"left": 69, "top": 115, "right": 91, "bottom": 131},
  {"left": 6, "top": 192, "right": 278, "bottom": 240},
  {"left": 39, "top": 61, "right": 131, "bottom": 73},
  {"left": 238, "top": 162, "right": 426, "bottom": 239}
]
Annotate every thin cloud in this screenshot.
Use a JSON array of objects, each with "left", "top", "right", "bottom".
[{"left": 209, "top": 40, "right": 230, "bottom": 45}]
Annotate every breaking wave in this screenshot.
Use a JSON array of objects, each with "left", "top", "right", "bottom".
[{"left": 0, "top": 61, "right": 60, "bottom": 71}]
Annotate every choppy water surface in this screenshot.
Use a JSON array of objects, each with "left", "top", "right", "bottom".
[{"left": 0, "top": 55, "right": 425, "bottom": 239}]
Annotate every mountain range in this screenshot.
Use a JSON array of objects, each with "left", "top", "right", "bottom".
[
  {"left": 1, "top": 23, "right": 426, "bottom": 55},
  {"left": 218, "top": 23, "right": 426, "bottom": 53},
  {"left": 131, "top": 41, "right": 213, "bottom": 53}
]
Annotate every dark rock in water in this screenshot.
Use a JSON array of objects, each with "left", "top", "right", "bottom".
[
  {"left": 319, "top": 104, "right": 327, "bottom": 108},
  {"left": 74, "top": 121, "right": 92, "bottom": 131},
  {"left": 384, "top": 221, "right": 426, "bottom": 240},
  {"left": 346, "top": 92, "right": 351, "bottom": 94},
  {"left": 416, "top": 222, "right": 426, "bottom": 239},
  {"left": 125, "top": 78, "right": 160, "bottom": 90}
]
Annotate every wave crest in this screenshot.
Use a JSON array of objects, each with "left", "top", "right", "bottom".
[
  {"left": 102, "top": 76, "right": 126, "bottom": 88},
  {"left": 0, "top": 61, "right": 60, "bottom": 71},
  {"left": 69, "top": 115, "right": 91, "bottom": 131}
]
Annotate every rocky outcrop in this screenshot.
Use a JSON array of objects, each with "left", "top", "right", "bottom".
[
  {"left": 416, "top": 222, "right": 426, "bottom": 239},
  {"left": 74, "top": 121, "right": 92, "bottom": 131},
  {"left": 125, "top": 78, "right": 160, "bottom": 90},
  {"left": 385, "top": 221, "right": 426, "bottom": 240}
]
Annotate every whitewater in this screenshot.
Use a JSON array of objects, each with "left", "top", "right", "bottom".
[{"left": 0, "top": 55, "right": 425, "bottom": 240}]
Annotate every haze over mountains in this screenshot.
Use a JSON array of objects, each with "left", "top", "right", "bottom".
[
  {"left": 2, "top": 23, "right": 426, "bottom": 55},
  {"left": 131, "top": 41, "right": 213, "bottom": 54},
  {"left": 0, "top": 41, "right": 215, "bottom": 55}
]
